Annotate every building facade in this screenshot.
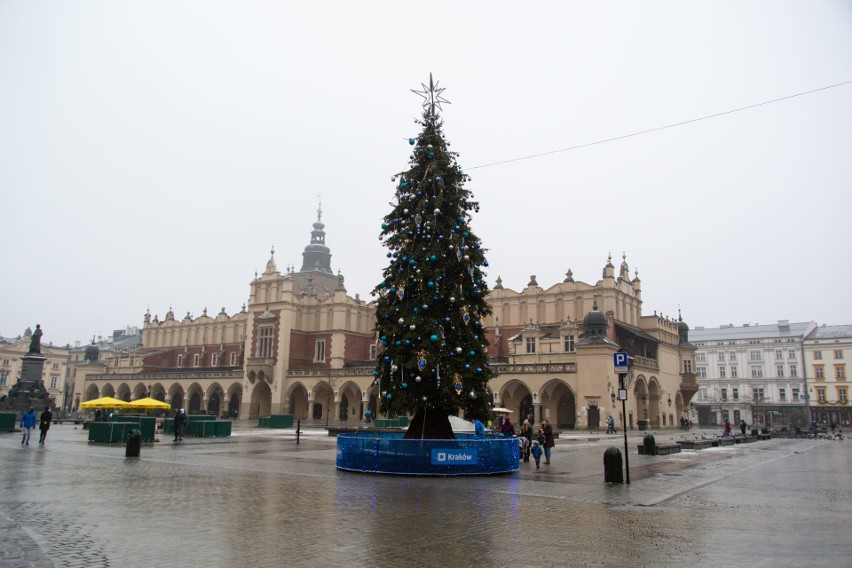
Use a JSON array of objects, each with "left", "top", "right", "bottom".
[
  {"left": 74, "top": 209, "right": 697, "bottom": 431},
  {"left": 804, "top": 325, "right": 851, "bottom": 429},
  {"left": 690, "top": 321, "right": 816, "bottom": 429}
]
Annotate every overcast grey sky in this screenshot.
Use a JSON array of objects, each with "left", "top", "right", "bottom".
[{"left": 2, "top": 1, "right": 851, "bottom": 347}]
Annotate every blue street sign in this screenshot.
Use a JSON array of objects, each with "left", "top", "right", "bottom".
[{"left": 614, "top": 351, "right": 628, "bottom": 371}]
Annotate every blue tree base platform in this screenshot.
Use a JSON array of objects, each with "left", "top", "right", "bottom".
[{"left": 336, "top": 432, "right": 520, "bottom": 475}]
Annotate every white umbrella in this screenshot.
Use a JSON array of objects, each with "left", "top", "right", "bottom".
[{"left": 491, "top": 407, "right": 513, "bottom": 414}]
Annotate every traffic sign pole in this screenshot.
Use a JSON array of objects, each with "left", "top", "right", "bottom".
[{"left": 619, "top": 372, "right": 630, "bottom": 484}]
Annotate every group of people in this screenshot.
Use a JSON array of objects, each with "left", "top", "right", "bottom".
[
  {"left": 722, "top": 418, "right": 749, "bottom": 437},
  {"left": 19, "top": 406, "right": 53, "bottom": 445},
  {"left": 476, "top": 414, "right": 555, "bottom": 469}
]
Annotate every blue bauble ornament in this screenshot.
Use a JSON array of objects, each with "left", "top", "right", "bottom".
[
  {"left": 464, "top": 363, "right": 471, "bottom": 370},
  {"left": 483, "top": 261, "right": 489, "bottom": 267},
  {"left": 383, "top": 356, "right": 390, "bottom": 362},
  {"left": 469, "top": 350, "right": 476, "bottom": 356},
  {"left": 430, "top": 334, "right": 439, "bottom": 342},
  {"left": 386, "top": 394, "right": 393, "bottom": 399},
  {"left": 409, "top": 138, "right": 415, "bottom": 145},
  {"left": 475, "top": 367, "right": 483, "bottom": 374},
  {"left": 373, "top": 370, "right": 379, "bottom": 377},
  {"left": 428, "top": 151, "right": 435, "bottom": 158},
  {"left": 401, "top": 383, "right": 408, "bottom": 389},
  {"left": 430, "top": 255, "right": 437, "bottom": 261},
  {"left": 427, "top": 281, "right": 434, "bottom": 287},
  {"left": 381, "top": 223, "right": 387, "bottom": 229}
]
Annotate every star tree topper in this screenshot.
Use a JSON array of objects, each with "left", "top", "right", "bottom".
[{"left": 411, "top": 73, "right": 451, "bottom": 116}]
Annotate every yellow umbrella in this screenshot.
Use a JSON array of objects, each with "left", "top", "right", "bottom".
[
  {"left": 79, "top": 396, "right": 129, "bottom": 409},
  {"left": 125, "top": 397, "right": 171, "bottom": 410}
]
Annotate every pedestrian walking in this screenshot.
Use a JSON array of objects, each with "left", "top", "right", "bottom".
[
  {"left": 541, "top": 418, "right": 555, "bottom": 464},
  {"left": 740, "top": 419, "right": 747, "bottom": 436},
  {"left": 606, "top": 415, "right": 616, "bottom": 434},
  {"left": 38, "top": 406, "right": 53, "bottom": 444},
  {"left": 173, "top": 408, "right": 187, "bottom": 441},
  {"left": 723, "top": 418, "right": 732, "bottom": 437},
  {"left": 20, "top": 407, "right": 37, "bottom": 445},
  {"left": 520, "top": 419, "right": 533, "bottom": 462},
  {"left": 530, "top": 440, "right": 543, "bottom": 469}
]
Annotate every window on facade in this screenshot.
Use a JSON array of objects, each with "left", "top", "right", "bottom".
[
  {"left": 750, "top": 351, "right": 762, "bottom": 361},
  {"left": 779, "top": 388, "right": 786, "bottom": 401},
  {"left": 177, "top": 355, "right": 183, "bottom": 367},
  {"left": 696, "top": 352, "right": 706, "bottom": 362},
  {"left": 732, "top": 388, "right": 739, "bottom": 400},
  {"left": 50, "top": 376, "right": 58, "bottom": 389},
  {"left": 193, "top": 354, "right": 200, "bottom": 367},
  {"left": 814, "top": 351, "right": 822, "bottom": 360},
  {"left": 730, "top": 366, "right": 738, "bottom": 378},
  {"left": 230, "top": 352, "right": 237, "bottom": 366},
  {"left": 839, "top": 388, "right": 848, "bottom": 403},
  {"left": 788, "top": 349, "right": 796, "bottom": 359},
  {"left": 751, "top": 366, "right": 763, "bottom": 379},
  {"left": 775, "top": 350, "right": 783, "bottom": 360},
  {"left": 792, "top": 388, "right": 800, "bottom": 401},
  {"left": 719, "top": 366, "right": 726, "bottom": 378},
  {"left": 2, "top": 359, "right": 9, "bottom": 366},
  {"left": 718, "top": 352, "right": 725, "bottom": 362},
  {"left": 729, "top": 351, "right": 737, "bottom": 361},
  {"left": 790, "top": 364, "right": 798, "bottom": 377},
  {"left": 52, "top": 363, "right": 59, "bottom": 370},
  {"left": 722, "top": 410, "right": 730, "bottom": 421},
  {"left": 0, "top": 372, "right": 6, "bottom": 386},
  {"left": 564, "top": 335, "right": 575, "bottom": 353},
  {"left": 817, "top": 389, "right": 826, "bottom": 403},
  {"left": 836, "top": 365, "right": 846, "bottom": 380},
  {"left": 257, "top": 326, "right": 273, "bottom": 358},
  {"left": 753, "top": 388, "right": 764, "bottom": 401},
  {"left": 314, "top": 340, "right": 326, "bottom": 362},
  {"left": 526, "top": 337, "right": 536, "bottom": 354},
  {"left": 721, "top": 388, "right": 728, "bottom": 401},
  {"left": 835, "top": 350, "right": 844, "bottom": 360},
  {"left": 815, "top": 365, "right": 824, "bottom": 380},
  {"left": 697, "top": 367, "right": 707, "bottom": 379},
  {"left": 211, "top": 353, "right": 218, "bottom": 366},
  {"left": 684, "top": 360, "right": 693, "bottom": 374},
  {"left": 369, "top": 344, "right": 378, "bottom": 360},
  {"left": 777, "top": 365, "right": 784, "bottom": 377},
  {"left": 698, "top": 388, "right": 708, "bottom": 400}
]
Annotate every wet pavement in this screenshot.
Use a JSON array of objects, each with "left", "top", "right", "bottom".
[{"left": 1, "top": 423, "right": 849, "bottom": 567}]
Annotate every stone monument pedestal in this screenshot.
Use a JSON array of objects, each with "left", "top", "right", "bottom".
[{"left": 2, "top": 354, "right": 56, "bottom": 417}]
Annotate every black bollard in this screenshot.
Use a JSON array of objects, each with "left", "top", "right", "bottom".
[
  {"left": 296, "top": 419, "right": 301, "bottom": 445},
  {"left": 643, "top": 433, "right": 656, "bottom": 456},
  {"left": 604, "top": 446, "right": 623, "bottom": 483},
  {"left": 126, "top": 429, "right": 141, "bottom": 457}
]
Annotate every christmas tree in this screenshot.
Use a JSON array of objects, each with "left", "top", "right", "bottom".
[{"left": 373, "top": 75, "right": 494, "bottom": 439}]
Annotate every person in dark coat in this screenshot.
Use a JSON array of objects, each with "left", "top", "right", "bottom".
[
  {"left": 500, "top": 416, "right": 515, "bottom": 437},
  {"left": 541, "top": 418, "right": 555, "bottom": 464},
  {"left": 173, "top": 408, "right": 187, "bottom": 441},
  {"left": 531, "top": 440, "right": 543, "bottom": 469},
  {"left": 739, "top": 419, "right": 747, "bottom": 436},
  {"left": 38, "top": 406, "right": 53, "bottom": 444}
]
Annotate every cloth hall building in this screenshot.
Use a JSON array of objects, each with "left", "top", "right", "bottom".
[{"left": 72, "top": 209, "right": 697, "bottom": 431}]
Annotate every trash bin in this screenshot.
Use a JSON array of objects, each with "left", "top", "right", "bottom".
[
  {"left": 126, "top": 429, "right": 141, "bottom": 457},
  {"left": 643, "top": 433, "right": 656, "bottom": 456},
  {"left": 603, "top": 446, "right": 623, "bottom": 483}
]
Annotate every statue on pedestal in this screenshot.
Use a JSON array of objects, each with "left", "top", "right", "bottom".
[{"left": 28, "top": 324, "right": 43, "bottom": 354}]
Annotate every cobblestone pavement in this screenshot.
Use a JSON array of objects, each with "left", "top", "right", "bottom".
[{"left": 1, "top": 424, "right": 848, "bottom": 567}]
